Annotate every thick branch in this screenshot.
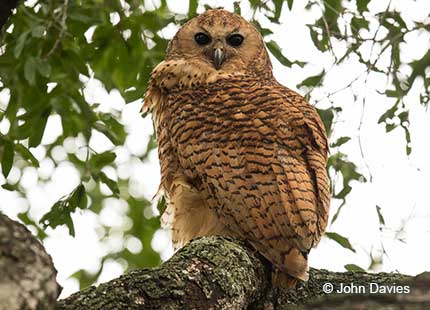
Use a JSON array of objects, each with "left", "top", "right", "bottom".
[
  {"left": 57, "top": 235, "right": 429, "bottom": 309},
  {"left": 1, "top": 212, "right": 428, "bottom": 309},
  {"left": 57, "top": 237, "right": 270, "bottom": 309},
  {"left": 0, "top": 213, "right": 61, "bottom": 309}
]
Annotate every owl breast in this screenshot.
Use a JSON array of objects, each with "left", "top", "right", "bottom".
[{"left": 166, "top": 77, "right": 285, "bottom": 175}]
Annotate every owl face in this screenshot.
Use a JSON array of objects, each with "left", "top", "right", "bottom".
[{"left": 165, "top": 9, "right": 271, "bottom": 75}]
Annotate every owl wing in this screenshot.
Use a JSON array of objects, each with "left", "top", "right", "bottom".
[
  {"left": 272, "top": 90, "right": 330, "bottom": 249},
  {"left": 254, "top": 89, "right": 330, "bottom": 251}
]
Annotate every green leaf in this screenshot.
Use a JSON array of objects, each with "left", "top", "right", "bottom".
[
  {"left": 351, "top": 17, "right": 369, "bottom": 34},
  {"left": 316, "top": 107, "right": 341, "bottom": 137},
  {"left": 14, "top": 30, "right": 30, "bottom": 58},
  {"left": 333, "top": 184, "right": 352, "bottom": 200},
  {"left": 377, "top": 100, "right": 399, "bottom": 124},
  {"left": 188, "top": 0, "right": 198, "bottom": 18},
  {"left": 328, "top": 151, "right": 366, "bottom": 223},
  {"left": 15, "top": 143, "right": 40, "bottom": 167},
  {"left": 308, "top": 25, "right": 329, "bottom": 52},
  {"left": 252, "top": 20, "right": 273, "bottom": 37},
  {"left": 1, "top": 183, "right": 15, "bottom": 191},
  {"left": 89, "top": 151, "right": 116, "bottom": 171},
  {"left": 18, "top": 212, "right": 48, "bottom": 240},
  {"left": 398, "top": 111, "right": 409, "bottom": 124},
  {"left": 385, "top": 123, "right": 396, "bottom": 132},
  {"left": 287, "top": 0, "right": 294, "bottom": 10},
  {"left": 35, "top": 58, "right": 52, "bottom": 78},
  {"left": 1, "top": 140, "right": 14, "bottom": 178},
  {"left": 330, "top": 136, "right": 351, "bottom": 148},
  {"left": 323, "top": 0, "right": 341, "bottom": 31},
  {"left": 266, "top": 40, "right": 305, "bottom": 67},
  {"left": 71, "top": 268, "right": 103, "bottom": 290},
  {"left": 408, "top": 49, "right": 430, "bottom": 88},
  {"left": 31, "top": 25, "right": 45, "bottom": 38},
  {"left": 123, "top": 88, "right": 144, "bottom": 103},
  {"left": 70, "top": 184, "right": 88, "bottom": 209},
  {"left": 233, "top": 1, "right": 241, "bottom": 15},
  {"left": 98, "top": 172, "right": 120, "bottom": 196},
  {"left": 384, "top": 89, "right": 401, "bottom": 98},
  {"left": 330, "top": 201, "right": 347, "bottom": 224},
  {"left": 297, "top": 70, "right": 325, "bottom": 88},
  {"left": 97, "top": 113, "right": 127, "bottom": 145},
  {"left": 329, "top": 152, "right": 365, "bottom": 188},
  {"left": 69, "top": 12, "right": 96, "bottom": 24},
  {"left": 24, "top": 57, "right": 37, "bottom": 85},
  {"left": 344, "top": 264, "right": 365, "bottom": 272},
  {"left": 356, "top": 0, "right": 370, "bottom": 13},
  {"left": 271, "top": 0, "right": 284, "bottom": 23},
  {"left": 325, "top": 232, "right": 356, "bottom": 252},
  {"left": 376, "top": 205, "right": 385, "bottom": 226},
  {"left": 41, "top": 200, "right": 76, "bottom": 235},
  {"left": 157, "top": 196, "right": 166, "bottom": 214},
  {"left": 93, "top": 120, "right": 125, "bottom": 145},
  {"left": 39, "top": 184, "right": 88, "bottom": 236},
  {"left": 266, "top": 40, "right": 293, "bottom": 67},
  {"left": 29, "top": 108, "right": 51, "bottom": 147}
]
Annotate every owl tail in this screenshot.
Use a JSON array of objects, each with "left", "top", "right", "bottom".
[
  {"left": 282, "top": 247, "right": 309, "bottom": 282},
  {"left": 272, "top": 247, "right": 309, "bottom": 288},
  {"left": 272, "top": 269, "right": 299, "bottom": 289},
  {"left": 251, "top": 242, "right": 309, "bottom": 288}
]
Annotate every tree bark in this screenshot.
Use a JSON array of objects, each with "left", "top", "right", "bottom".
[
  {"left": 56, "top": 235, "right": 429, "bottom": 310},
  {"left": 1, "top": 212, "right": 429, "bottom": 309},
  {"left": 57, "top": 237, "right": 270, "bottom": 309},
  {"left": 0, "top": 213, "right": 61, "bottom": 310}
]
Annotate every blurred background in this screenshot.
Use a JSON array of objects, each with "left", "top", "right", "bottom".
[{"left": 0, "top": 0, "right": 429, "bottom": 298}]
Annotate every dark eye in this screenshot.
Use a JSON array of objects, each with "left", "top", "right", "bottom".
[
  {"left": 194, "top": 32, "right": 211, "bottom": 45},
  {"left": 227, "top": 34, "right": 244, "bottom": 47}
]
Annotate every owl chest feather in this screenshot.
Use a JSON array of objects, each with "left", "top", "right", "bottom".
[{"left": 164, "top": 79, "right": 282, "bottom": 154}]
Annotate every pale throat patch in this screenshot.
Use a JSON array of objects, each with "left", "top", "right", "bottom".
[
  {"left": 153, "top": 59, "right": 242, "bottom": 89},
  {"left": 142, "top": 58, "right": 243, "bottom": 114}
]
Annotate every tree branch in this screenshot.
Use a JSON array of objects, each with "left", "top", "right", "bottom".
[
  {"left": 57, "top": 235, "right": 429, "bottom": 310},
  {"left": 1, "top": 212, "right": 429, "bottom": 309},
  {"left": 57, "top": 237, "right": 271, "bottom": 309},
  {"left": 0, "top": 213, "right": 61, "bottom": 309}
]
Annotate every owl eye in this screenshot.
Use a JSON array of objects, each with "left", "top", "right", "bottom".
[
  {"left": 194, "top": 32, "right": 211, "bottom": 45},
  {"left": 227, "top": 34, "right": 244, "bottom": 47}
]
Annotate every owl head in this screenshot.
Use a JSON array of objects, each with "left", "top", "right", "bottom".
[{"left": 165, "top": 9, "right": 272, "bottom": 76}]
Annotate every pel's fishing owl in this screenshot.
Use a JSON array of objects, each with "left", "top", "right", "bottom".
[{"left": 143, "top": 9, "right": 330, "bottom": 287}]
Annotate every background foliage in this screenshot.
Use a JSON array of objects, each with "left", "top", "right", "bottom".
[{"left": 0, "top": 0, "right": 429, "bottom": 290}]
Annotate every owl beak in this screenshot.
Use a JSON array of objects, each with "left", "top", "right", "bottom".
[{"left": 213, "top": 48, "right": 224, "bottom": 70}]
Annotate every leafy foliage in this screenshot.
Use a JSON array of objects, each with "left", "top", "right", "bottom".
[
  {"left": 0, "top": 0, "right": 428, "bottom": 289},
  {"left": 344, "top": 263, "right": 365, "bottom": 272},
  {"left": 40, "top": 184, "right": 87, "bottom": 236},
  {"left": 325, "top": 232, "right": 356, "bottom": 253}
]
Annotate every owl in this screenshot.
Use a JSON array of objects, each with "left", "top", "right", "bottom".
[{"left": 143, "top": 9, "right": 330, "bottom": 287}]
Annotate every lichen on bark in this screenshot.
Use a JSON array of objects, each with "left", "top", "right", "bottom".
[
  {"left": 56, "top": 234, "right": 430, "bottom": 309},
  {"left": 1, "top": 213, "right": 429, "bottom": 309},
  {"left": 57, "top": 236, "right": 270, "bottom": 310}
]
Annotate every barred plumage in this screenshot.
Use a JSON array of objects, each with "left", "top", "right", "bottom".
[{"left": 143, "top": 9, "right": 330, "bottom": 287}]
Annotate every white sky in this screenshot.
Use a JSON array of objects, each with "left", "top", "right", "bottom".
[{"left": 1, "top": 0, "right": 430, "bottom": 298}]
